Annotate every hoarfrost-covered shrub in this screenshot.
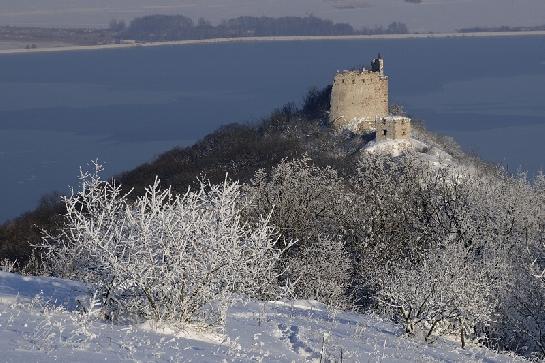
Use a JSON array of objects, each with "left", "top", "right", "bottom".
[
  {"left": 376, "top": 241, "right": 497, "bottom": 347},
  {"left": 285, "top": 235, "right": 352, "bottom": 308},
  {"left": 489, "top": 171, "right": 545, "bottom": 358},
  {"left": 244, "top": 157, "right": 354, "bottom": 307},
  {"left": 244, "top": 157, "right": 349, "bottom": 242},
  {"left": 349, "top": 154, "right": 452, "bottom": 279},
  {"left": 494, "top": 262, "right": 545, "bottom": 358},
  {"left": 43, "top": 162, "right": 291, "bottom": 326},
  {"left": 0, "top": 258, "right": 17, "bottom": 273},
  {"left": 349, "top": 153, "right": 515, "bottom": 346}
]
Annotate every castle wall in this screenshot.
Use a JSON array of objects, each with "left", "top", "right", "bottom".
[
  {"left": 329, "top": 71, "right": 389, "bottom": 129},
  {"left": 375, "top": 116, "right": 412, "bottom": 142}
]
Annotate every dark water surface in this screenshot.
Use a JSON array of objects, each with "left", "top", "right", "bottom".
[{"left": 1, "top": 37, "right": 545, "bottom": 222}]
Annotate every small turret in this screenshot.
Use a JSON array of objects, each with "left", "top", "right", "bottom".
[{"left": 371, "top": 53, "right": 384, "bottom": 75}]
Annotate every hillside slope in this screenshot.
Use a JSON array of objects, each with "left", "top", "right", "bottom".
[{"left": 0, "top": 272, "right": 523, "bottom": 362}]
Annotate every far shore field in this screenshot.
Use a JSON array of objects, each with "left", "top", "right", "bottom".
[{"left": 1, "top": 30, "right": 545, "bottom": 55}]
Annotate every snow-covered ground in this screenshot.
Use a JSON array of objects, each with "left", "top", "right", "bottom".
[
  {"left": 0, "top": 272, "right": 523, "bottom": 362},
  {"left": 365, "top": 138, "right": 451, "bottom": 161}
]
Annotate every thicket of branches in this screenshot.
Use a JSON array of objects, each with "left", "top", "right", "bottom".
[
  {"left": 39, "top": 149, "right": 545, "bottom": 357},
  {"left": 43, "top": 162, "right": 292, "bottom": 326},
  {"left": 242, "top": 154, "right": 545, "bottom": 357}
]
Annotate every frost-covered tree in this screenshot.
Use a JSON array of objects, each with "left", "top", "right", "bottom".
[
  {"left": 284, "top": 235, "right": 352, "bottom": 308},
  {"left": 348, "top": 154, "right": 455, "bottom": 279},
  {"left": 348, "top": 153, "right": 521, "bottom": 346},
  {"left": 244, "top": 157, "right": 349, "bottom": 242},
  {"left": 244, "top": 157, "right": 354, "bottom": 307},
  {"left": 43, "top": 162, "right": 291, "bottom": 326},
  {"left": 376, "top": 241, "right": 498, "bottom": 347},
  {"left": 488, "top": 171, "right": 545, "bottom": 358}
]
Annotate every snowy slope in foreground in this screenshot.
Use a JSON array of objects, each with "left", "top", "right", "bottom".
[{"left": 0, "top": 272, "right": 522, "bottom": 362}]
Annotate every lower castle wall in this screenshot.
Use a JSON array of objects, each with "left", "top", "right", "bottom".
[{"left": 375, "top": 117, "right": 412, "bottom": 142}]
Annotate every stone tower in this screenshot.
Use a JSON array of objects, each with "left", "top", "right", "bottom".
[{"left": 329, "top": 54, "right": 389, "bottom": 131}]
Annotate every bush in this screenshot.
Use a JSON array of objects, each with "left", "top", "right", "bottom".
[
  {"left": 244, "top": 157, "right": 354, "bottom": 307},
  {"left": 376, "top": 241, "right": 497, "bottom": 347},
  {"left": 302, "top": 86, "right": 332, "bottom": 120},
  {"left": 244, "top": 157, "right": 348, "bottom": 241},
  {"left": 284, "top": 235, "right": 352, "bottom": 308},
  {"left": 43, "top": 162, "right": 292, "bottom": 326}
]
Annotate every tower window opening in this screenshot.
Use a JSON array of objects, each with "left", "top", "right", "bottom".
[{"left": 383, "top": 130, "right": 387, "bottom": 136}]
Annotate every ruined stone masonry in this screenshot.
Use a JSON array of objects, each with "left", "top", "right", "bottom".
[
  {"left": 329, "top": 54, "right": 411, "bottom": 141},
  {"left": 375, "top": 116, "right": 412, "bottom": 142}
]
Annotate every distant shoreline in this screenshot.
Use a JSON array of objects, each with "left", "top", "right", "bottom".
[{"left": 1, "top": 30, "right": 545, "bottom": 55}]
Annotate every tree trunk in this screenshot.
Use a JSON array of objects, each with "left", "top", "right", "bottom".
[{"left": 459, "top": 319, "right": 466, "bottom": 349}]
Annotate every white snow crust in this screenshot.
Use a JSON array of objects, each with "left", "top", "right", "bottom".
[{"left": 0, "top": 272, "right": 524, "bottom": 362}]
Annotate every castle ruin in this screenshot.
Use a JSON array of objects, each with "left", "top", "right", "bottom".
[
  {"left": 329, "top": 54, "right": 411, "bottom": 141},
  {"left": 375, "top": 116, "right": 412, "bottom": 142}
]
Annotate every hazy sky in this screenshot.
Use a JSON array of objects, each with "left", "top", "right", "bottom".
[{"left": 0, "top": 0, "right": 543, "bottom": 32}]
